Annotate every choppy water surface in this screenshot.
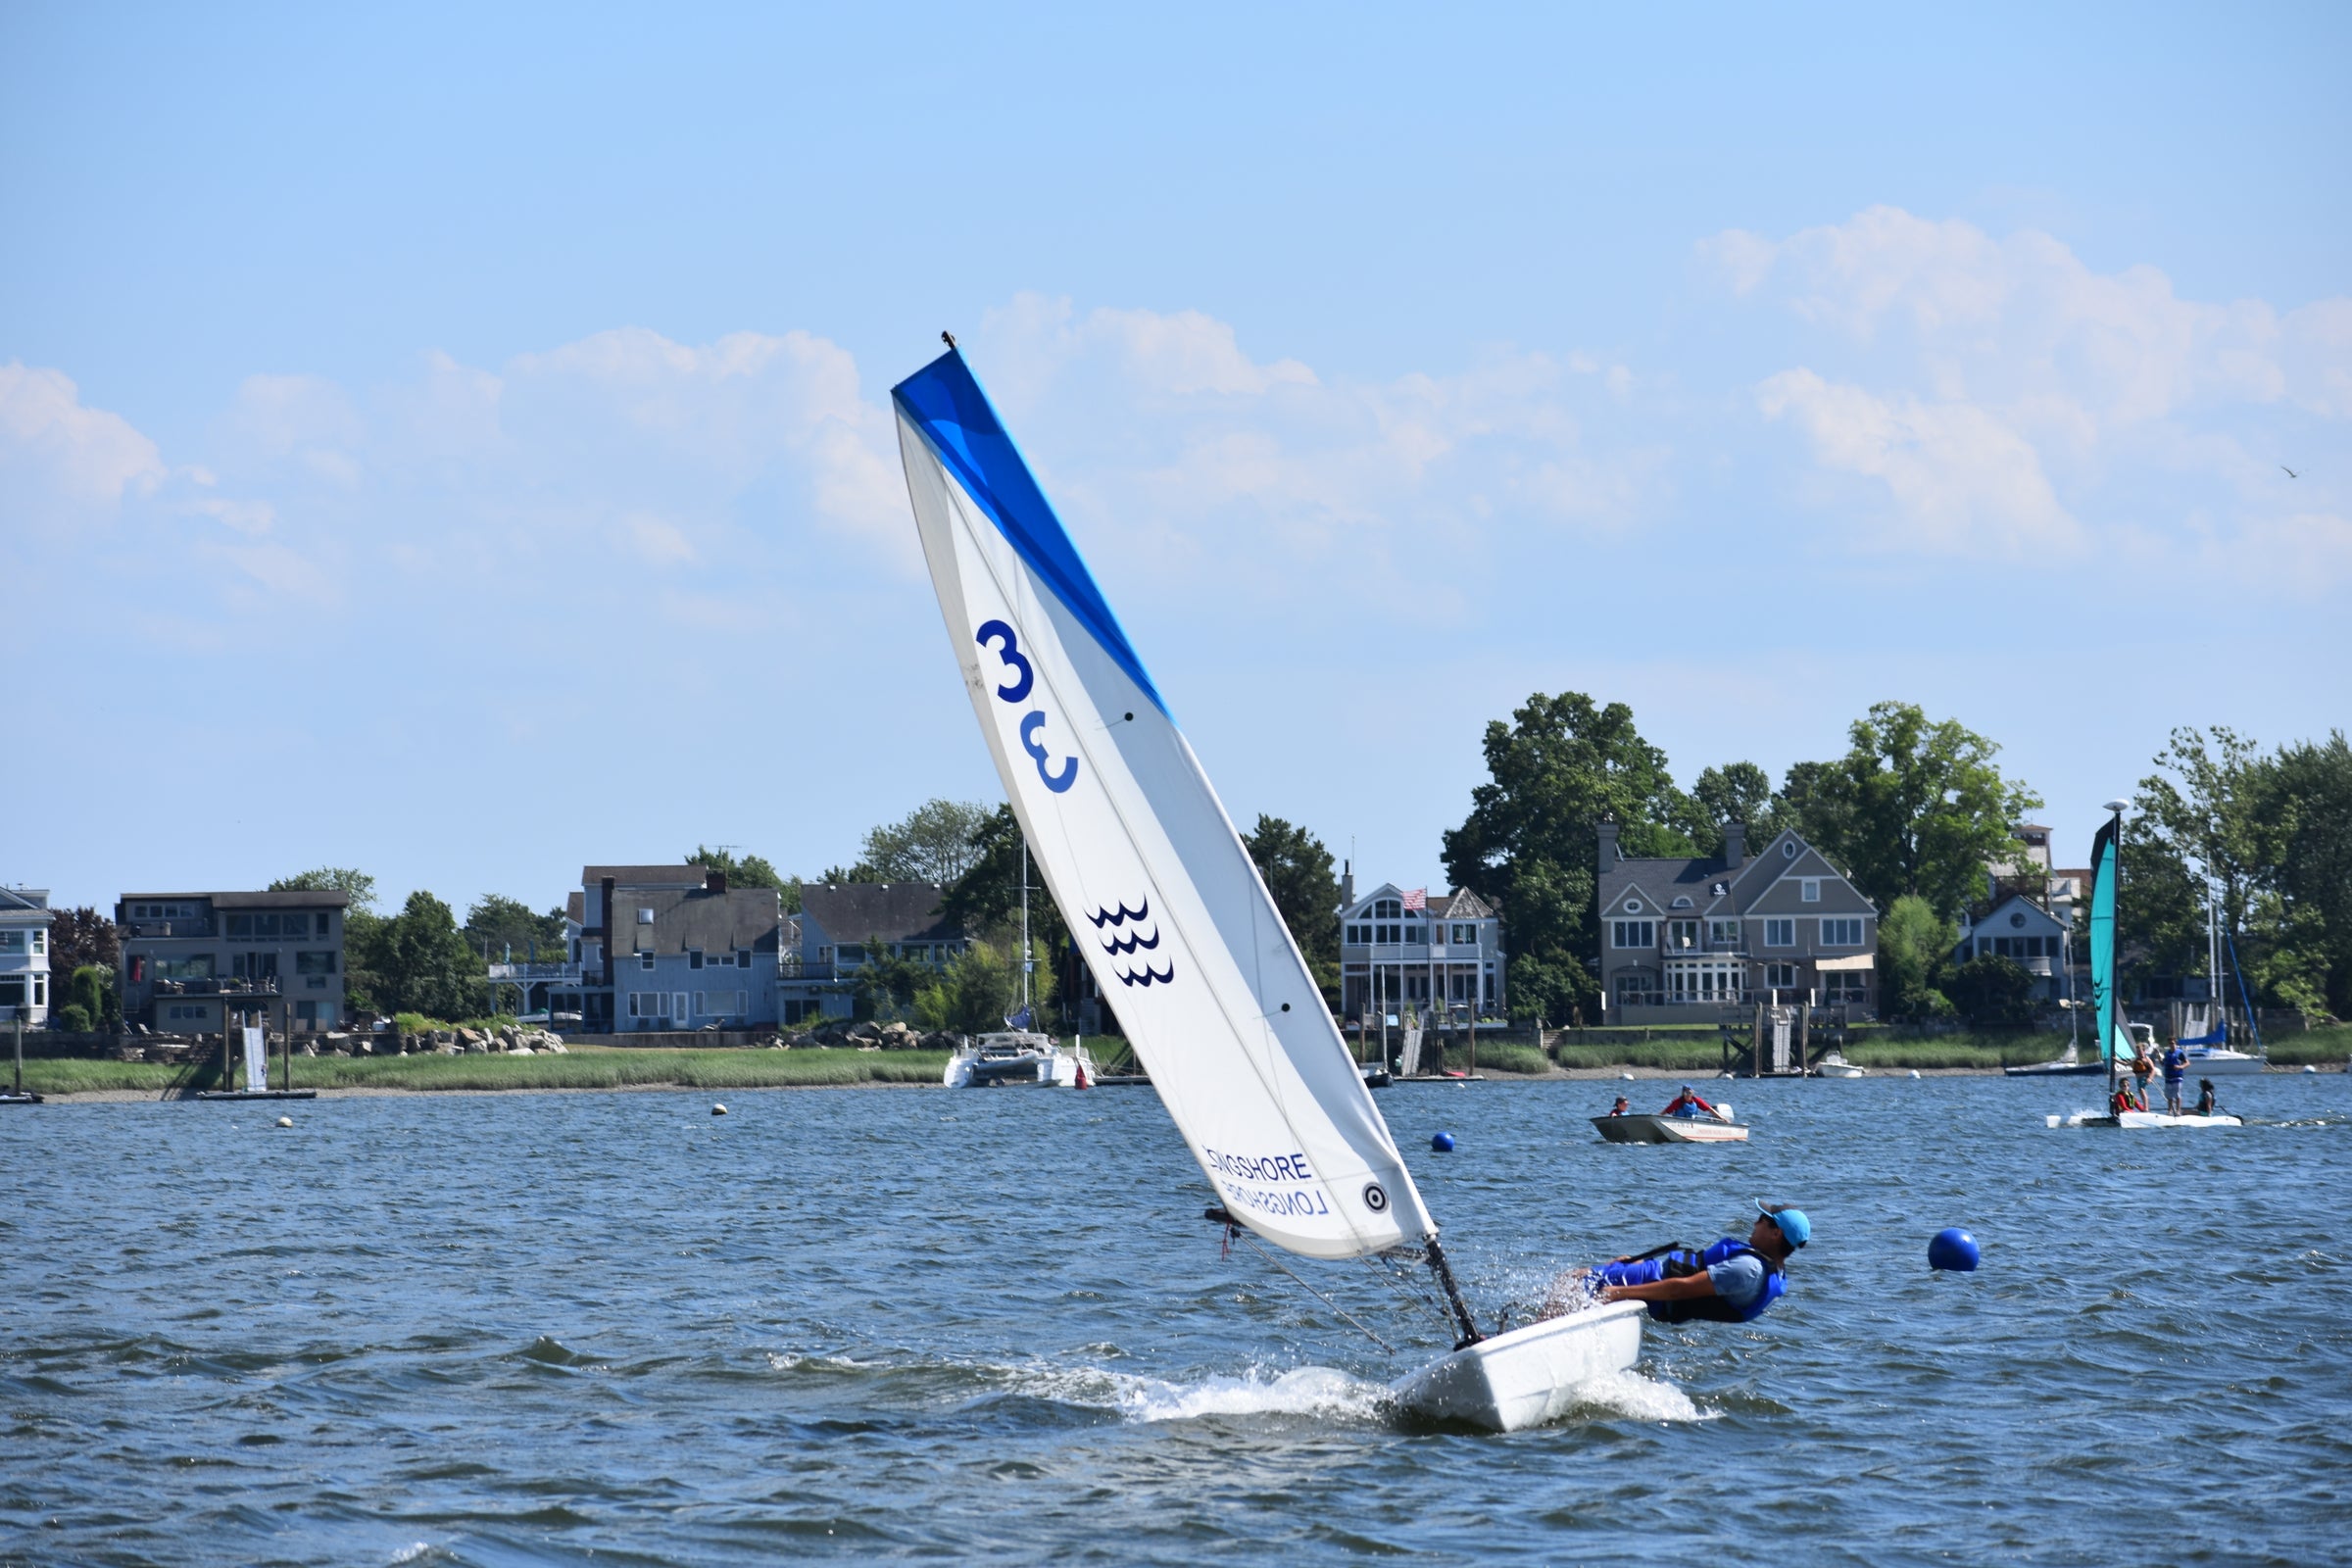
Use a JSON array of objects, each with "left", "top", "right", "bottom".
[{"left": 4, "top": 1074, "right": 2348, "bottom": 1565}]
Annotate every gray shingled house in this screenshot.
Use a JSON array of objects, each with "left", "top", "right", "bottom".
[
  {"left": 1596, "top": 821, "right": 1879, "bottom": 1024},
  {"left": 792, "top": 882, "right": 969, "bottom": 1022},
  {"left": 567, "top": 864, "right": 783, "bottom": 1033}
]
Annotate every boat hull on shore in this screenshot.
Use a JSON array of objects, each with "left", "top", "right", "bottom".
[
  {"left": 1592, "top": 1112, "right": 1748, "bottom": 1145},
  {"left": 1393, "top": 1300, "right": 1645, "bottom": 1431}
]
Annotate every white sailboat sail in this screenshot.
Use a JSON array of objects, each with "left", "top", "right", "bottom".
[{"left": 893, "top": 346, "right": 1434, "bottom": 1262}]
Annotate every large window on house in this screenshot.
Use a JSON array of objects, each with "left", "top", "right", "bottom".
[
  {"left": 628, "top": 992, "right": 669, "bottom": 1019},
  {"left": 694, "top": 990, "right": 748, "bottom": 1017},
  {"left": 1451, "top": 923, "right": 1476, "bottom": 945},
  {"left": 294, "top": 952, "right": 336, "bottom": 975},
  {"left": 1611, "top": 919, "right": 1656, "bottom": 949},
  {"left": 157, "top": 955, "right": 217, "bottom": 980},
  {"left": 1821, "top": 918, "right": 1863, "bottom": 947},
  {"left": 1708, "top": 918, "right": 1740, "bottom": 947},
  {"left": 1666, "top": 919, "right": 1700, "bottom": 951},
  {"left": 1612, "top": 972, "right": 1657, "bottom": 1005},
  {"left": 0, "top": 932, "right": 20, "bottom": 952},
  {"left": 1764, "top": 918, "right": 1794, "bottom": 947},
  {"left": 1824, "top": 970, "right": 1869, "bottom": 1004},
  {"left": 1765, "top": 961, "right": 1798, "bottom": 990},
  {"left": 1373, "top": 899, "right": 1401, "bottom": 919}
]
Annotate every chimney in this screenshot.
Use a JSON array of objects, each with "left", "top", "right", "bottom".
[
  {"left": 600, "top": 876, "right": 616, "bottom": 987},
  {"left": 1596, "top": 818, "right": 1620, "bottom": 878},
  {"left": 1340, "top": 859, "right": 1355, "bottom": 909},
  {"left": 1724, "top": 821, "right": 1744, "bottom": 872},
  {"left": 706, "top": 868, "right": 728, "bottom": 894}
]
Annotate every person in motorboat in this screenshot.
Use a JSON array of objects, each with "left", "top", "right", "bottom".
[
  {"left": 1660, "top": 1085, "right": 1725, "bottom": 1120},
  {"left": 1552, "top": 1201, "right": 1809, "bottom": 1323},
  {"left": 2193, "top": 1078, "right": 2218, "bottom": 1116},
  {"left": 1608, "top": 1096, "right": 1631, "bottom": 1116},
  {"left": 2162, "top": 1038, "right": 2189, "bottom": 1115}
]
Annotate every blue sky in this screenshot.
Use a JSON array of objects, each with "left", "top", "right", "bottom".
[{"left": 6, "top": 3, "right": 2347, "bottom": 916}]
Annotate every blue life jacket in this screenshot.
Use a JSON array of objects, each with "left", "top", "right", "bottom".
[{"left": 1598, "top": 1238, "right": 1786, "bottom": 1324}]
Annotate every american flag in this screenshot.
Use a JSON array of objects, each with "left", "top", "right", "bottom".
[{"left": 1400, "top": 888, "right": 1427, "bottom": 911}]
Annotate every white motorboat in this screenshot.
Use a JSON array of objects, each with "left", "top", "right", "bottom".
[
  {"left": 1392, "top": 1301, "right": 1644, "bottom": 1430},
  {"left": 896, "top": 344, "right": 1636, "bottom": 1433},
  {"left": 1813, "top": 1051, "right": 1866, "bottom": 1079},
  {"left": 1592, "top": 1107, "right": 1747, "bottom": 1144},
  {"left": 942, "top": 1031, "right": 1095, "bottom": 1088},
  {"left": 2181, "top": 1044, "right": 2266, "bottom": 1076}
]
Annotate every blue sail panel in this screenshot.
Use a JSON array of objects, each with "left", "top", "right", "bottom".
[{"left": 892, "top": 349, "right": 1166, "bottom": 716}]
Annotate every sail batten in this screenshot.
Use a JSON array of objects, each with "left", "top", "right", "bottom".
[{"left": 894, "top": 348, "right": 1433, "bottom": 1261}]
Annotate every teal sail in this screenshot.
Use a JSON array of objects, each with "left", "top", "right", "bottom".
[{"left": 2087, "top": 816, "right": 2123, "bottom": 1063}]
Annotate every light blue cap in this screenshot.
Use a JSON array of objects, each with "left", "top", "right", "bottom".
[{"left": 1759, "top": 1200, "right": 1811, "bottom": 1248}]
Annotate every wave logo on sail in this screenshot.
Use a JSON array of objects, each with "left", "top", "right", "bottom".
[
  {"left": 975, "top": 618, "right": 1078, "bottom": 794},
  {"left": 1091, "top": 898, "right": 1175, "bottom": 987}
]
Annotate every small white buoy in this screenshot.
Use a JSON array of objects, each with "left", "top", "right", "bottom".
[
  {"left": 275, "top": 1115, "right": 293, "bottom": 1128},
  {"left": 711, "top": 1103, "right": 728, "bottom": 1116},
  {"left": 2304, "top": 1064, "right": 2318, "bottom": 1074},
  {"left": 1909, "top": 1070, "right": 1922, "bottom": 1080}
]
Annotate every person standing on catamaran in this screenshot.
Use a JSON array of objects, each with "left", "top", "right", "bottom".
[{"left": 2162, "top": 1038, "right": 2189, "bottom": 1115}]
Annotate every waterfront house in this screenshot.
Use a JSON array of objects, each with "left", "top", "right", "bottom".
[
  {"left": 1337, "top": 880, "right": 1505, "bottom": 1024},
  {"left": 116, "top": 889, "right": 349, "bottom": 1035},
  {"left": 1954, "top": 892, "right": 2074, "bottom": 1004},
  {"left": 792, "top": 882, "right": 969, "bottom": 1022},
  {"left": 0, "top": 886, "right": 54, "bottom": 1026},
  {"left": 1596, "top": 821, "right": 1880, "bottom": 1024},
  {"left": 554, "top": 864, "right": 783, "bottom": 1033}
]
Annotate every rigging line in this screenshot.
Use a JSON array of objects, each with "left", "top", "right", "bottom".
[
  {"left": 922, "top": 449, "right": 1392, "bottom": 1257},
  {"left": 1361, "top": 1254, "right": 1456, "bottom": 1339},
  {"left": 1238, "top": 1234, "right": 1394, "bottom": 1352}
]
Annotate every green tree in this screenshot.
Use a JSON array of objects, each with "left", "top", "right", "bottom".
[
  {"left": 2262, "top": 731, "right": 2352, "bottom": 1016},
  {"left": 686, "top": 846, "right": 801, "bottom": 912},
  {"left": 857, "top": 800, "right": 994, "bottom": 885},
  {"left": 463, "top": 894, "right": 567, "bottom": 962},
  {"left": 913, "top": 940, "right": 1016, "bottom": 1035},
  {"left": 1877, "top": 896, "right": 1957, "bottom": 1022},
  {"left": 1947, "top": 953, "right": 2036, "bottom": 1030},
  {"left": 270, "top": 867, "right": 379, "bottom": 913},
  {"left": 48, "top": 907, "right": 120, "bottom": 978},
  {"left": 1242, "top": 814, "right": 1342, "bottom": 1003},
  {"left": 66, "top": 963, "right": 117, "bottom": 1028},
  {"left": 1688, "top": 761, "right": 1775, "bottom": 857},
  {"left": 1808, "top": 702, "right": 2042, "bottom": 918},
  {"left": 1441, "top": 691, "right": 1696, "bottom": 1023},
  {"left": 1766, "top": 759, "right": 1852, "bottom": 857},
  {"left": 376, "top": 892, "right": 486, "bottom": 1021},
  {"left": 941, "top": 805, "right": 1073, "bottom": 990}
]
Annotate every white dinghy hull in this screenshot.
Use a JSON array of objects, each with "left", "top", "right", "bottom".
[
  {"left": 1592, "top": 1113, "right": 1749, "bottom": 1145},
  {"left": 1393, "top": 1301, "right": 1646, "bottom": 1432}
]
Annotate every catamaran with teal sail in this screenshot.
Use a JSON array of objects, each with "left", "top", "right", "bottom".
[
  {"left": 893, "top": 338, "right": 1644, "bottom": 1430},
  {"left": 2063, "top": 801, "right": 2239, "bottom": 1129}
]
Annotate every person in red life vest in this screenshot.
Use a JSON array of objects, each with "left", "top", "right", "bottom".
[{"left": 1660, "top": 1084, "right": 1724, "bottom": 1119}]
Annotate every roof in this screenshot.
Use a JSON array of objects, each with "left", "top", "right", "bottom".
[
  {"left": 1341, "top": 883, "right": 1496, "bottom": 921},
  {"left": 798, "top": 882, "right": 961, "bottom": 945},
  {"left": 119, "top": 890, "right": 351, "bottom": 909},
  {"left": 0, "top": 887, "right": 51, "bottom": 914},
  {"left": 565, "top": 890, "right": 585, "bottom": 924},
  {"left": 620, "top": 885, "right": 783, "bottom": 954},
  {"left": 582, "top": 863, "right": 710, "bottom": 889},
  {"left": 1599, "top": 828, "right": 1874, "bottom": 918}
]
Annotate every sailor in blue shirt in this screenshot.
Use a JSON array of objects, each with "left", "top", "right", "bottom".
[
  {"left": 2162, "top": 1040, "right": 2189, "bottom": 1115},
  {"left": 1574, "top": 1201, "right": 1811, "bottom": 1324}
]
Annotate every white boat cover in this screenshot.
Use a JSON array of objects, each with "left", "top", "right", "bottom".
[{"left": 893, "top": 348, "right": 1433, "bottom": 1261}]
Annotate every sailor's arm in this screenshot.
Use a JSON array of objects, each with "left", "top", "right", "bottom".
[{"left": 1601, "top": 1273, "right": 1717, "bottom": 1304}]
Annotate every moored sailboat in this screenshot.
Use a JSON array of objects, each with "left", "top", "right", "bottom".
[{"left": 892, "top": 341, "right": 1642, "bottom": 1430}]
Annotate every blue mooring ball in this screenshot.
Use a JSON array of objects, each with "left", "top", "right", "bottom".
[
  {"left": 1430, "top": 1131, "right": 1456, "bottom": 1152},
  {"left": 1929, "top": 1227, "right": 1981, "bottom": 1272}
]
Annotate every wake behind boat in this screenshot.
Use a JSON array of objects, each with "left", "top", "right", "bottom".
[{"left": 893, "top": 342, "right": 1636, "bottom": 1432}]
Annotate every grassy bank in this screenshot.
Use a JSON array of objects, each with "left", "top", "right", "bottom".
[{"left": 19, "top": 1047, "right": 951, "bottom": 1098}]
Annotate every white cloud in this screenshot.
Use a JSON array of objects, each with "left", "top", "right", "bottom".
[
  {"left": 1757, "top": 368, "right": 2078, "bottom": 556},
  {"left": 1718, "top": 206, "right": 2352, "bottom": 578},
  {"left": 0, "top": 362, "right": 166, "bottom": 514}
]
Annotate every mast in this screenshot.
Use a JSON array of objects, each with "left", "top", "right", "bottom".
[
  {"left": 1019, "top": 833, "right": 1031, "bottom": 1016},
  {"left": 2099, "top": 799, "right": 2126, "bottom": 1106}
]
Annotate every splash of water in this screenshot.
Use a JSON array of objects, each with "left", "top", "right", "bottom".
[
  {"left": 1015, "top": 1361, "right": 1390, "bottom": 1423},
  {"left": 1564, "top": 1368, "right": 1711, "bottom": 1423}
]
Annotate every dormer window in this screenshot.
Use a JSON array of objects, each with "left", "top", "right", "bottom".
[{"left": 1671, "top": 896, "right": 1693, "bottom": 908}]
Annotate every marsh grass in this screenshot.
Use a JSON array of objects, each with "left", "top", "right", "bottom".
[{"left": 23, "top": 1047, "right": 949, "bottom": 1097}]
